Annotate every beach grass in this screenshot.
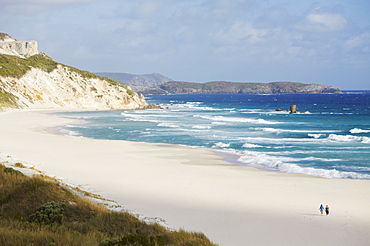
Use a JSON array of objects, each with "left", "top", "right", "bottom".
[
  {"left": 0, "top": 164, "right": 217, "bottom": 246},
  {"left": 0, "top": 53, "right": 129, "bottom": 88},
  {"left": 0, "top": 88, "right": 18, "bottom": 109}
]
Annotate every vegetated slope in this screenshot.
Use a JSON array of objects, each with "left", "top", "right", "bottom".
[
  {"left": 0, "top": 164, "right": 217, "bottom": 246},
  {"left": 0, "top": 33, "right": 155, "bottom": 110},
  {"left": 155, "top": 81, "right": 342, "bottom": 94}
]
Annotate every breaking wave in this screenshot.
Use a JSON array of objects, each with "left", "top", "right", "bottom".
[
  {"left": 350, "top": 128, "right": 370, "bottom": 134},
  {"left": 326, "top": 134, "right": 370, "bottom": 144},
  {"left": 194, "top": 115, "right": 280, "bottom": 124},
  {"left": 235, "top": 150, "right": 370, "bottom": 180}
]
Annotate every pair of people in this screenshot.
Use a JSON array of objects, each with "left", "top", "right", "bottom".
[{"left": 319, "top": 204, "right": 329, "bottom": 216}]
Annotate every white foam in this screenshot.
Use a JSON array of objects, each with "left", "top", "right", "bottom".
[
  {"left": 255, "top": 128, "right": 339, "bottom": 134},
  {"left": 308, "top": 133, "right": 325, "bottom": 139},
  {"left": 242, "top": 143, "right": 264, "bottom": 148},
  {"left": 59, "top": 128, "right": 81, "bottom": 137},
  {"left": 350, "top": 128, "right": 370, "bottom": 134},
  {"left": 278, "top": 163, "right": 370, "bottom": 180},
  {"left": 213, "top": 142, "right": 231, "bottom": 148},
  {"left": 241, "top": 109, "right": 312, "bottom": 115},
  {"left": 192, "top": 125, "right": 212, "bottom": 129},
  {"left": 257, "top": 127, "right": 281, "bottom": 133},
  {"left": 195, "top": 115, "right": 280, "bottom": 125},
  {"left": 235, "top": 150, "right": 370, "bottom": 180},
  {"left": 179, "top": 102, "right": 223, "bottom": 111},
  {"left": 326, "top": 134, "right": 370, "bottom": 144},
  {"left": 157, "top": 122, "right": 179, "bottom": 128},
  {"left": 333, "top": 165, "right": 370, "bottom": 172},
  {"left": 237, "top": 136, "right": 318, "bottom": 144},
  {"left": 300, "top": 157, "right": 342, "bottom": 162},
  {"left": 363, "top": 138, "right": 370, "bottom": 144}
]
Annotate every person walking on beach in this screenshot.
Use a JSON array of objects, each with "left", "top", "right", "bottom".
[
  {"left": 319, "top": 204, "right": 324, "bottom": 215},
  {"left": 325, "top": 205, "right": 330, "bottom": 216}
]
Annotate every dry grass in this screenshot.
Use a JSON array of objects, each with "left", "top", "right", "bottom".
[
  {"left": 0, "top": 164, "right": 217, "bottom": 246},
  {"left": 14, "top": 162, "right": 26, "bottom": 168}
]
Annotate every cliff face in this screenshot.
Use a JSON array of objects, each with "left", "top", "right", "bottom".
[
  {"left": 0, "top": 34, "right": 153, "bottom": 110},
  {"left": 0, "top": 65, "right": 150, "bottom": 109},
  {"left": 154, "top": 81, "right": 342, "bottom": 95}
]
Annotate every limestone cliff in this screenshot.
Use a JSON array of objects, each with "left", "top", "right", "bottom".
[
  {"left": 0, "top": 34, "right": 154, "bottom": 110},
  {"left": 0, "top": 33, "right": 40, "bottom": 58}
]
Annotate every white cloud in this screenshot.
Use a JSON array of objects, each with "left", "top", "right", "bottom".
[
  {"left": 345, "top": 32, "right": 370, "bottom": 49},
  {"left": 297, "top": 13, "right": 348, "bottom": 32},
  {"left": 212, "top": 21, "right": 268, "bottom": 45}
]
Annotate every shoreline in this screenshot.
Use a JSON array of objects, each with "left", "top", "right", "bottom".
[
  {"left": 1, "top": 109, "right": 370, "bottom": 245},
  {"left": 49, "top": 108, "right": 370, "bottom": 180}
]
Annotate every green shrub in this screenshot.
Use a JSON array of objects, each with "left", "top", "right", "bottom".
[
  {"left": 0, "top": 54, "right": 58, "bottom": 78},
  {"left": 29, "top": 201, "right": 65, "bottom": 225},
  {"left": 3, "top": 167, "right": 22, "bottom": 175},
  {"left": 126, "top": 89, "right": 135, "bottom": 96}
]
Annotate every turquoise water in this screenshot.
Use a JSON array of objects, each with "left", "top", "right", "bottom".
[{"left": 55, "top": 91, "right": 370, "bottom": 180}]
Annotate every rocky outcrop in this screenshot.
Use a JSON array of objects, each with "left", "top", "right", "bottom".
[
  {"left": 151, "top": 81, "right": 342, "bottom": 95},
  {"left": 0, "top": 33, "right": 40, "bottom": 58},
  {"left": 289, "top": 105, "right": 297, "bottom": 114}
]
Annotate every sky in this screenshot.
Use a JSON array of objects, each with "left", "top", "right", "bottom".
[{"left": 0, "top": 0, "right": 369, "bottom": 90}]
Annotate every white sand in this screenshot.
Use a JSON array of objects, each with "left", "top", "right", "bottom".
[{"left": 1, "top": 109, "right": 369, "bottom": 246}]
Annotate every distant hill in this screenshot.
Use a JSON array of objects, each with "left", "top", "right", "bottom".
[
  {"left": 141, "top": 81, "right": 342, "bottom": 95},
  {"left": 96, "top": 72, "right": 172, "bottom": 88}
]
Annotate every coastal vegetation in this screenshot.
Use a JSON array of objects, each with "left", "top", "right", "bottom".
[
  {"left": 0, "top": 53, "right": 123, "bottom": 87},
  {"left": 0, "top": 53, "right": 58, "bottom": 78},
  {"left": 0, "top": 88, "right": 18, "bottom": 109},
  {"left": 152, "top": 81, "right": 342, "bottom": 94},
  {"left": 0, "top": 164, "right": 217, "bottom": 246}
]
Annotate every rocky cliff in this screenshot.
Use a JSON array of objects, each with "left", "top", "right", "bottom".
[
  {"left": 0, "top": 33, "right": 40, "bottom": 58},
  {"left": 149, "top": 81, "right": 342, "bottom": 95},
  {"left": 0, "top": 34, "right": 154, "bottom": 110}
]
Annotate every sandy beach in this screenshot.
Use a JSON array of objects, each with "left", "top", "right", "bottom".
[{"left": 1, "top": 109, "right": 369, "bottom": 246}]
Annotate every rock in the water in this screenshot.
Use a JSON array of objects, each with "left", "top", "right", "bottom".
[{"left": 289, "top": 105, "right": 297, "bottom": 114}]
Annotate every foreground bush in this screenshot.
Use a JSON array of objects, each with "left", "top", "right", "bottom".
[{"left": 29, "top": 201, "right": 65, "bottom": 225}]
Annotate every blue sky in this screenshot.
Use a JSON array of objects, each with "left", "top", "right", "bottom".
[{"left": 1, "top": 0, "right": 369, "bottom": 89}]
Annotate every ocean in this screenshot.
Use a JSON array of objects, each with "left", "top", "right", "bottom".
[{"left": 54, "top": 91, "right": 370, "bottom": 180}]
